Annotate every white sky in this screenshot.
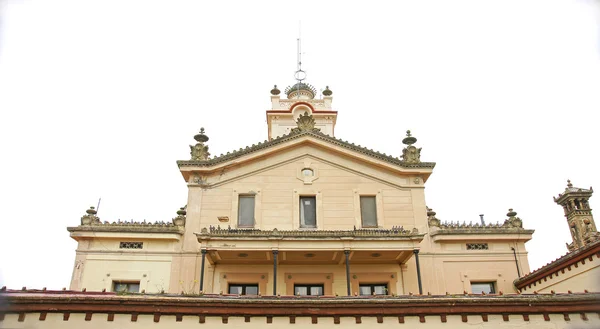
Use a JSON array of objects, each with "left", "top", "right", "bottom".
[{"left": 0, "top": 0, "right": 599, "bottom": 290}]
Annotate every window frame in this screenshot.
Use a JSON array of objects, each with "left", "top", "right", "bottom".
[
  {"left": 237, "top": 195, "right": 256, "bottom": 228},
  {"left": 299, "top": 196, "right": 317, "bottom": 228},
  {"left": 228, "top": 283, "right": 259, "bottom": 295},
  {"left": 359, "top": 283, "right": 388, "bottom": 296},
  {"left": 293, "top": 284, "right": 324, "bottom": 296},
  {"left": 359, "top": 195, "right": 378, "bottom": 228},
  {"left": 112, "top": 281, "right": 140, "bottom": 293},
  {"left": 470, "top": 281, "right": 496, "bottom": 294}
]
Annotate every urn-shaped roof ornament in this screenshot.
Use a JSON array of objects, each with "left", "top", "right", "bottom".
[
  {"left": 503, "top": 208, "right": 523, "bottom": 228},
  {"left": 322, "top": 86, "right": 332, "bottom": 96},
  {"left": 190, "top": 128, "right": 210, "bottom": 161},
  {"left": 401, "top": 130, "right": 422, "bottom": 164},
  {"left": 427, "top": 207, "right": 440, "bottom": 227},
  {"left": 172, "top": 206, "right": 187, "bottom": 227},
  {"left": 270, "top": 85, "right": 280, "bottom": 96},
  {"left": 81, "top": 206, "right": 100, "bottom": 226}
]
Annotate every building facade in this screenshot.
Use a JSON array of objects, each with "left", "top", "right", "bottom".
[
  {"left": 65, "top": 82, "right": 534, "bottom": 297},
  {"left": 2, "top": 81, "right": 600, "bottom": 328}
]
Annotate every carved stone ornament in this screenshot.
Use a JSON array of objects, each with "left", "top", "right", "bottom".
[
  {"left": 503, "top": 208, "right": 523, "bottom": 228},
  {"left": 190, "top": 128, "right": 210, "bottom": 161},
  {"left": 291, "top": 112, "right": 321, "bottom": 133},
  {"left": 172, "top": 207, "right": 187, "bottom": 226},
  {"left": 80, "top": 206, "right": 100, "bottom": 225},
  {"left": 427, "top": 207, "right": 440, "bottom": 227},
  {"left": 401, "top": 130, "right": 421, "bottom": 164},
  {"left": 402, "top": 145, "right": 422, "bottom": 164}
]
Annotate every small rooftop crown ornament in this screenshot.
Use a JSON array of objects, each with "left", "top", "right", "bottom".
[
  {"left": 401, "top": 130, "right": 422, "bottom": 164},
  {"left": 291, "top": 112, "right": 321, "bottom": 133},
  {"left": 190, "top": 128, "right": 210, "bottom": 161},
  {"left": 322, "top": 86, "right": 332, "bottom": 96},
  {"left": 567, "top": 179, "right": 573, "bottom": 189}
]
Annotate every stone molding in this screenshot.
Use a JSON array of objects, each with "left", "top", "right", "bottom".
[
  {"left": 196, "top": 227, "right": 422, "bottom": 240},
  {"left": 177, "top": 129, "right": 435, "bottom": 170}
]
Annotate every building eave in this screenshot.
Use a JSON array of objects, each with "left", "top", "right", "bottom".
[
  {"left": 514, "top": 239, "right": 600, "bottom": 290},
  {"left": 2, "top": 289, "right": 599, "bottom": 320}
]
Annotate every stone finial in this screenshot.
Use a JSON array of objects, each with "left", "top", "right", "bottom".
[
  {"left": 401, "top": 130, "right": 422, "bottom": 164},
  {"left": 567, "top": 179, "right": 573, "bottom": 189},
  {"left": 427, "top": 207, "right": 440, "bottom": 227},
  {"left": 322, "top": 86, "right": 332, "bottom": 96},
  {"left": 503, "top": 208, "right": 523, "bottom": 228},
  {"left": 291, "top": 112, "right": 321, "bottom": 133},
  {"left": 172, "top": 207, "right": 187, "bottom": 226},
  {"left": 81, "top": 206, "right": 100, "bottom": 225},
  {"left": 190, "top": 128, "right": 210, "bottom": 160},
  {"left": 270, "top": 85, "right": 280, "bottom": 95}
]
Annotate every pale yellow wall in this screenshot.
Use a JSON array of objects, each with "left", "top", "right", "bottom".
[
  {"left": 190, "top": 151, "right": 421, "bottom": 231},
  {"left": 2, "top": 312, "right": 598, "bottom": 328},
  {"left": 70, "top": 238, "right": 177, "bottom": 293},
  {"left": 522, "top": 254, "right": 600, "bottom": 293},
  {"left": 211, "top": 264, "right": 404, "bottom": 296}
]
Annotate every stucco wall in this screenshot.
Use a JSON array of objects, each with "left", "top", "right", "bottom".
[{"left": 192, "top": 153, "right": 422, "bottom": 232}]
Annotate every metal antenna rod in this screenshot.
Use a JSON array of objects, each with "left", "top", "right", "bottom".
[{"left": 96, "top": 198, "right": 102, "bottom": 215}]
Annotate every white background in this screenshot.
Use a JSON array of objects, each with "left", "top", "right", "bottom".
[{"left": 0, "top": 0, "right": 598, "bottom": 290}]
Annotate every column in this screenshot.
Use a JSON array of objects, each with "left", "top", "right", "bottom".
[
  {"left": 344, "top": 250, "right": 351, "bottom": 296},
  {"left": 413, "top": 249, "right": 422, "bottom": 295},
  {"left": 272, "top": 250, "right": 279, "bottom": 295},
  {"left": 199, "top": 249, "right": 207, "bottom": 292}
]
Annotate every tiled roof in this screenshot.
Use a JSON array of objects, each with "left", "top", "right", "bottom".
[
  {"left": 514, "top": 239, "right": 600, "bottom": 289},
  {"left": 177, "top": 129, "right": 435, "bottom": 169}
]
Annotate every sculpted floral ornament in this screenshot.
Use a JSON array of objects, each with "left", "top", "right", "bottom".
[
  {"left": 291, "top": 112, "right": 321, "bottom": 133},
  {"left": 190, "top": 128, "right": 210, "bottom": 161},
  {"left": 401, "top": 130, "right": 421, "bottom": 164}
]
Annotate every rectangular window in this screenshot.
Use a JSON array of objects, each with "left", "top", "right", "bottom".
[
  {"left": 112, "top": 281, "right": 140, "bottom": 293},
  {"left": 360, "top": 196, "right": 378, "bottom": 227},
  {"left": 294, "top": 284, "right": 324, "bottom": 296},
  {"left": 359, "top": 283, "right": 388, "bottom": 296},
  {"left": 238, "top": 195, "right": 255, "bottom": 227},
  {"left": 300, "top": 196, "right": 317, "bottom": 228},
  {"left": 471, "top": 282, "right": 495, "bottom": 294},
  {"left": 228, "top": 284, "right": 259, "bottom": 295}
]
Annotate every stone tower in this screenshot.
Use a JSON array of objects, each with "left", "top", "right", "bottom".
[{"left": 554, "top": 180, "right": 598, "bottom": 251}]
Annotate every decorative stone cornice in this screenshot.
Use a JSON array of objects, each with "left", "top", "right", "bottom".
[
  {"left": 68, "top": 223, "right": 184, "bottom": 235},
  {"left": 196, "top": 226, "right": 423, "bottom": 240},
  {"left": 177, "top": 129, "right": 436, "bottom": 170},
  {"left": 70, "top": 207, "right": 184, "bottom": 234},
  {"left": 428, "top": 208, "right": 533, "bottom": 236}
]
